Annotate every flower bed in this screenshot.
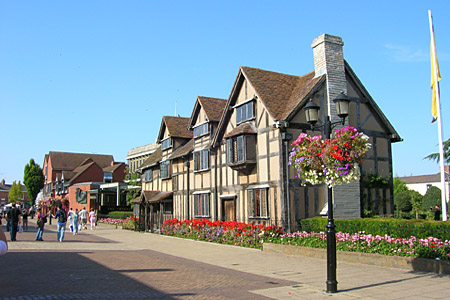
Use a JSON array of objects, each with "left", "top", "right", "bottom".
[
  {"left": 265, "top": 231, "right": 450, "bottom": 260},
  {"left": 161, "top": 218, "right": 284, "bottom": 249},
  {"left": 98, "top": 218, "right": 124, "bottom": 225}
]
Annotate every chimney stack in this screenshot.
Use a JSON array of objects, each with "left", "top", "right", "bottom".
[{"left": 311, "top": 34, "right": 347, "bottom": 118}]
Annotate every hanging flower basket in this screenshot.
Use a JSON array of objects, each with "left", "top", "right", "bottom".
[{"left": 289, "top": 126, "right": 371, "bottom": 187}]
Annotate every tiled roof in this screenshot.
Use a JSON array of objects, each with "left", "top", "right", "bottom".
[
  {"left": 48, "top": 151, "right": 114, "bottom": 170},
  {"left": 68, "top": 162, "right": 97, "bottom": 184},
  {"left": 140, "top": 146, "right": 162, "bottom": 170},
  {"left": 241, "top": 67, "right": 325, "bottom": 121},
  {"left": 400, "top": 172, "right": 450, "bottom": 184},
  {"left": 163, "top": 116, "right": 193, "bottom": 139},
  {"left": 169, "top": 139, "right": 194, "bottom": 160},
  {"left": 103, "top": 163, "right": 124, "bottom": 172},
  {"left": 141, "top": 191, "right": 173, "bottom": 203},
  {"left": 224, "top": 123, "right": 257, "bottom": 139},
  {"left": 198, "top": 97, "right": 227, "bottom": 122}
]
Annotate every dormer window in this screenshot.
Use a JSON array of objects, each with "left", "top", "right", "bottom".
[
  {"left": 193, "top": 122, "right": 209, "bottom": 138},
  {"left": 161, "top": 137, "right": 172, "bottom": 151},
  {"left": 236, "top": 101, "right": 254, "bottom": 124},
  {"left": 104, "top": 171, "right": 113, "bottom": 183}
]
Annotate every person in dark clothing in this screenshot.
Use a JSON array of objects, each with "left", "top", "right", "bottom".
[
  {"left": 432, "top": 205, "right": 441, "bottom": 221},
  {"left": 22, "top": 209, "right": 29, "bottom": 232},
  {"left": 9, "top": 205, "right": 22, "bottom": 241}
]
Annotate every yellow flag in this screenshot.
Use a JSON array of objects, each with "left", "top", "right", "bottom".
[{"left": 431, "top": 38, "right": 441, "bottom": 123}]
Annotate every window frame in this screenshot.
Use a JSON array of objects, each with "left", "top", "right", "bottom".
[
  {"left": 236, "top": 101, "right": 254, "bottom": 124},
  {"left": 226, "top": 135, "right": 256, "bottom": 165},
  {"left": 160, "top": 160, "right": 170, "bottom": 179},
  {"left": 193, "top": 192, "right": 210, "bottom": 218},
  {"left": 193, "top": 149, "right": 210, "bottom": 172},
  {"left": 193, "top": 122, "right": 209, "bottom": 138},
  {"left": 144, "top": 169, "right": 153, "bottom": 182},
  {"left": 161, "top": 137, "right": 172, "bottom": 151},
  {"left": 248, "top": 188, "right": 269, "bottom": 218}
]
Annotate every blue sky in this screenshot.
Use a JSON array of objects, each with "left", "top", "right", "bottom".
[{"left": 1, "top": 1, "right": 449, "bottom": 183}]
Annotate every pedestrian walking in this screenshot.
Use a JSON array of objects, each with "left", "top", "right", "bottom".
[
  {"left": 8, "top": 204, "right": 22, "bottom": 241},
  {"left": 54, "top": 204, "right": 67, "bottom": 242},
  {"left": 22, "top": 208, "right": 29, "bottom": 232},
  {"left": 35, "top": 212, "right": 47, "bottom": 241},
  {"left": 72, "top": 209, "right": 79, "bottom": 235},
  {"left": 89, "top": 208, "right": 97, "bottom": 230},
  {"left": 79, "top": 207, "right": 88, "bottom": 230},
  {"left": 0, "top": 226, "right": 7, "bottom": 255},
  {"left": 67, "top": 208, "right": 75, "bottom": 232}
]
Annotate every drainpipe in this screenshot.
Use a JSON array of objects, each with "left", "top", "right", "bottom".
[{"left": 282, "top": 132, "right": 293, "bottom": 233}]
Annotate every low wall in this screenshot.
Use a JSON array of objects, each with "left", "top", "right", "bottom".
[{"left": 263, "top": 243, "right": 450, "bottom": 275}]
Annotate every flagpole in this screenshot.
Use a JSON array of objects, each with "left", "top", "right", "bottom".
[{"left": 429, "top": 10, "right": 447, "bottom": 221}]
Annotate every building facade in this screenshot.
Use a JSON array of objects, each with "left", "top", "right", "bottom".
[{"left": 137, "top": 34, "right": 401, "bottom": 232}]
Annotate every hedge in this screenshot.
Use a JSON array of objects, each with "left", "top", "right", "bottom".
[
  {"left": 107, "top": 211, "right": 133, "bottom": 220},
  {"left": 299, "top": 217, "right": 450, "bottom": 241}
]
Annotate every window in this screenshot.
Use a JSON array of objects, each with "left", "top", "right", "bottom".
[
  {"left": 144, "top": 169, "right": 153, "bottom": 182},
  {"left": 161, "top": 137, "right": 172, "bottom": 150},
  {"left": 193, "top": 123, "right": 209, "bottom": 138},
  {"left": 193, "top": 149, "right": 209, "bottom": 171},
  {"left": 160, "top": 160, "right": 170, "bottom": 179},
  {"left": 236, "top": 101, "right": 254, "bottom": 124},
  {"left": 226, "top": 135, "right": 256, "bottom": 164},
  {"left": 248, "top": 188, "right": 269, "bottom": 218},
  {"left": 194, "top": 193, "right": 210, "bottom": 217},
  {"left": 104, "top": 172, "right": 113, "bottom": 183}
]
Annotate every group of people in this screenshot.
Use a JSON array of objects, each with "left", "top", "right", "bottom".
[
  {"left": 36, "top": 205, "right": 97, "bottom": 242},
  {"left": 1, "top": 204, "right": 28, "bottom": 241}
]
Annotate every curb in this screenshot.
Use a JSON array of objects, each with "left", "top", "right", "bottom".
[{"left": 263, "top": 243, "right": 450, "bottom": 275}]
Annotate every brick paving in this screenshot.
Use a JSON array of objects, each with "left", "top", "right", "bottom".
[{"left": 3, "top": 220, "right": 450, "bottom": 299}]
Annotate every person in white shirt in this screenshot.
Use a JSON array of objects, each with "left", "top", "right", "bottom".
[
  {"left": 78, "top": 207, "right": 88, "bottom": 230},
  {"left": 0, "top": 226, "right": 8, "bottom": 255}
]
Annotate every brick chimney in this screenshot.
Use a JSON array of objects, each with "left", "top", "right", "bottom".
[
  {"left": 311, "top": 34, "right": 360, "bottom": 219},
  {"left": 311, "top": 34, "right": 347, "bottom": 118}
]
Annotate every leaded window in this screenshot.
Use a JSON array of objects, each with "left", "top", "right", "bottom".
[
  {"left": 193, "top": 149, "right": 209, "bottom": 171},
  {"left": 193, "top": 123, "right": 209, "bottom": 138},
  {"left": 248, "top": 188, "right": 269, "bottom": 218},
  {"left": 236, "top": 101, "right": 254, "bottom": 124},
  {"left": 194, "top": 193, "right": 210, "bottom": 217}
]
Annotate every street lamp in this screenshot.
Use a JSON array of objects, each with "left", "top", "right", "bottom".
[{"left": 304, "top": 92, "right": 350, "bottom": 293}]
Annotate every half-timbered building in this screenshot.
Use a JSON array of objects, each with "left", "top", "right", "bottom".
[{"left": 138, "top": 34, "right": 401, "bottom": 232}]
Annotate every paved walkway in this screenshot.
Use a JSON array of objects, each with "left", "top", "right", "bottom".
[{"left": 5, "top": 221, "right": 450, "bottom": 299}]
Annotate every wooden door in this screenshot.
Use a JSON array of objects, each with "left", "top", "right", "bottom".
[{"left": 223, "top": 199, "right": 235, "bottom": 221}]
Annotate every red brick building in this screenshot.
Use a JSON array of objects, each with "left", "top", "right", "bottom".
[
  {"left": 41, "top": 151, "right": 127, "bottom": 213},
  {"left": 0, "top": 179, "right": 30, "bottom": 207}
]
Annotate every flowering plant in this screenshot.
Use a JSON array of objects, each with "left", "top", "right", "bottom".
[
  {"left": 161, "top": 218, "right": 284, "bottom": 249},
  {"left": 289, "top": 126, "right": 370, "bottom": 187}
]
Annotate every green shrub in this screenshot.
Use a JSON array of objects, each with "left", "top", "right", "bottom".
[
  {"left": 108, "top": 211, "right": 133, "bottom": 219},
  {"left": 299, "top": 217, "right": 450, "bottom": 241}
]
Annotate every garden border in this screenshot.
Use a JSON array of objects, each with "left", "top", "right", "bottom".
[{"left": 263, "top": 243, "right": 450, "bottom": 275}]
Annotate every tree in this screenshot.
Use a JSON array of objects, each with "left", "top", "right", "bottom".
[
  {"left": 23, "top": 159, "right": 45, "bottom": 205},
  {"left": 409, "top": 190, "right": 423, "bottom": 219},
  {"left": 394, "top": 191, "right": 412, "bottom": 218},
  {"left": 8, "top": 181, "right": 24, "bottom": 204},
  {"left": 421, "top": 186, "right": 441, "bottom": 212},
  {"left": 393, "top": 177, "right": 408, "bottom": 196},
  {"left": 424, "top": 138, "right": 450, "bottom": 164},
  {"left": 124, "top": 166, "right": 141, "bottom": 207}
]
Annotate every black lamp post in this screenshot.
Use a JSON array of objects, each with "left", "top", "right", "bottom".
[{"left": 304, "top": 92, "right": 350, "bottom": 293}]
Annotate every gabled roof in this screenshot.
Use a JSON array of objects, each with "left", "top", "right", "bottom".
[
  {"left": 189, "top": 96, "right": 227, "bottom": 129},
  {"left": 139, "top": 146, "right": 162, "bottom": 170},
  {"left": 68, "top": 162, "right": 99, "bottom": 184},
  {"left": 213, "top": 66, "right": 324, "bottom": 146},
  {"left": 48, "top": 151, "right": 114, "bottom": 170},
  {"left": 169, "top": 139, "right": 194, "bottom": 160},
  {"left": 157, "top": 116, "right": 192, "bottom": 142},
  {"left": 241, "top": 67, "right": 325, "bottom": 121},
  {"left": 103, "top": 163, "right": 124, "bottom": 173}
]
